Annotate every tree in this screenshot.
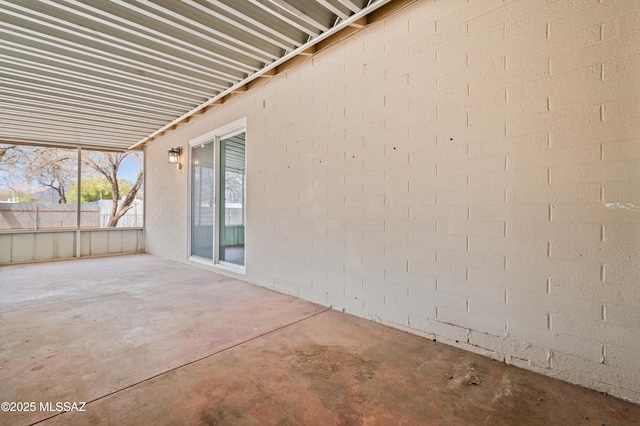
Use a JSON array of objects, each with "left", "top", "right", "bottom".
[
  {"left": 0, "top": 144, "right": 19, "bottom": 169},
  {"left": 1, "top": 144, "right": 144, "bottom": 228},
  {"left": 225, "top": 170, "right": 244, "bottom": 204},
  {"left": 4, "top": 145, "right": 76, "bottom": 204},
  {"left": 0, "top": 144, "right": 20, "bottom": 199},
  {"left": 82, "top": 151, "right": 143, "bottom": 227},
  {"left": 67, "top": 176, "right": 133, "bottom": 204},
  {"left": 26, "top": 147, "right": 76, "bottom": 204}
]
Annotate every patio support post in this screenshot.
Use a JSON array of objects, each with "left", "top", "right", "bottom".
[{"left": 76, "top": 146, "right": 82, "bottom": 258}]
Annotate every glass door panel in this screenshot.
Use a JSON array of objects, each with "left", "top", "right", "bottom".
[
  {"left": 218, "top": 132, "right": 245, "bottom": 266},
  {"left": 191, "top": 143, "right": 214, "bottom": 260}
]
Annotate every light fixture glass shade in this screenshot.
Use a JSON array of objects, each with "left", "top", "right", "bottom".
[{"left": 168, "top": 147, "right": 181, "bottom": 164}]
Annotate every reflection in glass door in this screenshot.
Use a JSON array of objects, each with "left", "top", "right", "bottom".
[
  {"left": 191, "top": 143, "right": 214, "bottom": 260},
  {"left": 218, "top": 132, "right": 245, "bottom": 266}
]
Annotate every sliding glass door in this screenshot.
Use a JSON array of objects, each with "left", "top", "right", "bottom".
[
  {"left": 191, "top": 142, "right": 214, "bottom": 260},
  {"left": 218, "top": 133, "right": 245, "bottom": 266},
  {"left": 189, "top": 119, "right": 246, "bottom": 272}
]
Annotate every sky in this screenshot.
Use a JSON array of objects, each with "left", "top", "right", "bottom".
[{"left": 118, "top": 156, "right": 140, "bottom": 182}]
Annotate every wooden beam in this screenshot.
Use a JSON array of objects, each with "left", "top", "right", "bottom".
[
  {"left": 348, "top": 16, "right": 367, "bottom": 28},
  {"left": 248, "top": 76, "right": 271, "bottom": 90},
  {"left": 257, "top": 69, "right": 277, "bottom": 78},
  {"left": 298, "top": 46, "right": 316, "bottom": 56},
  {"left": 276, "top": 54, "right": 311, "bottom": 74},
  {"left": 369, "top": 0, "right": 418, "bottom": 23},
  {"left": 231, "top": 84, "right": 247, "bottom": 93},
  {"left": 186, "top": 111, "right": 202, "bottom": 122},
  {"left": 202, "top": 100, "right": 223, "bottom": 113},
  {"left": 317, "top": 26, "right": 359, "bottom": 51}
]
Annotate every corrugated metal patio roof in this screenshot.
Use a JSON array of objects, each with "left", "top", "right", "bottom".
[{"left": 0, "top": 0, "right": 390, "bottom": 151}]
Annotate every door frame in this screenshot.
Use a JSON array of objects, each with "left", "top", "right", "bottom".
[{"left": 188, "top": 117, "right": 247, "bottom": 275}]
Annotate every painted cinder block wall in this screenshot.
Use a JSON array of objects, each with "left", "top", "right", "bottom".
[{"left": 145, "top": 0, "right": 640, "bottom": 402}]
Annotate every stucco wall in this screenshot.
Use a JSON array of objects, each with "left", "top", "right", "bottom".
[{"left": 145, "top": 0, "right": 640, "bottom": 402}]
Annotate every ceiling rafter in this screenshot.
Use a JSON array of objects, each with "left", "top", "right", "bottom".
[
  {"left": 0, "top": 136, "right": 135, "bottom": 151},
  {"left": 246, "top": 0, "right": 320, "bottom": 37},
  {"left": 1, "top": 87, "right": 176, "bottom": 120},
  {"left": 47, "top": 0, "right": 260, "bottom": 73},
  {"left": 337, "top": 0, "right": 363, "bottom": 13},
  {"left": 0, "top": 111, "right": 154, "bottom": 133},
  {"left": 0, "top": 95, "right": 166, "bottom": 125},
  {"left": 115, "top": 0, "right": 279, "bottom": 63},
  {"left": 268, "top": 0, "right": 330, "bottom": 32},
  {"left": 0, "top": 68, "right": 192, "bottom": 112},
  {"left": 1, "top": 29, "right": 235, "bottom": 90},
  {"left": 1, "top": 126, "right": 142, "bottom": 144},
  {"left": 164, "top": 0, "right": 295, "bottom": 52},
  {"left": 0, "top": 102, "right": 165, "bottom": 129},
  {"left": 203, "top": 0, "right": 301, "bottom": 48},
  {"left": 0, "top": 45, "right": 216, "bottom": 98},
  {"left": 316, "top": 0, "right": 351, "bottom": 20},
  {"left": 0, "top": 2, "right": 246, "bottom": 83},
  {"left": 0, "top": 0, "right": 385, "bottom": 151},
  {"left": 1, "top": 116, "right": 145, "bottom": 139},
  {"left": 1, "top": 55, "right": 204, "bottom": 104}
]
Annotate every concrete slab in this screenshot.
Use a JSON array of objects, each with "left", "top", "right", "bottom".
[
  {"left": 1, "top": 254, "right": 211, "bottom": 310},
  {"left": 1, "top": 254, "right": 639, "bottom": 425},
  {"left": 0, "top": 255, "right": 325, "bottom": 425},
  {"left": 46, "top": 310, "right": 640, "bottom": 426}
]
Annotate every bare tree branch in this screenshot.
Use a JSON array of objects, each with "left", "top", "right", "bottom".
[
  {"left": 6, "top": 146, "right": 76, "bottom": 204},
  {"left": 82, "top": 151, "right": 143, "bottom": 227}
]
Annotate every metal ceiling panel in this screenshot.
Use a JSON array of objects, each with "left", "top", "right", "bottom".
[{"left": 0, "top": 0, "right": 383, "bottom": 151}]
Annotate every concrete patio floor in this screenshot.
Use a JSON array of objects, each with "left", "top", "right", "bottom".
[{"left": 1, "top": 254, "right": 639, "bottom": 425}]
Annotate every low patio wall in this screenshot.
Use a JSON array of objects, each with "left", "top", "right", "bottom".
[{"left": 0, "top": 229, "right": 144, "bottom": 265}]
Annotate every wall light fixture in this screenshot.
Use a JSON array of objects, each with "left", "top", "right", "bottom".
[{"left": 168, "top": 147, "right": 181, "bottom": 169}]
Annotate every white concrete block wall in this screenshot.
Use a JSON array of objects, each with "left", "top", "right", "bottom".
[{"left": 145, "top": 0, "right": 640, "bottom": 402}]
